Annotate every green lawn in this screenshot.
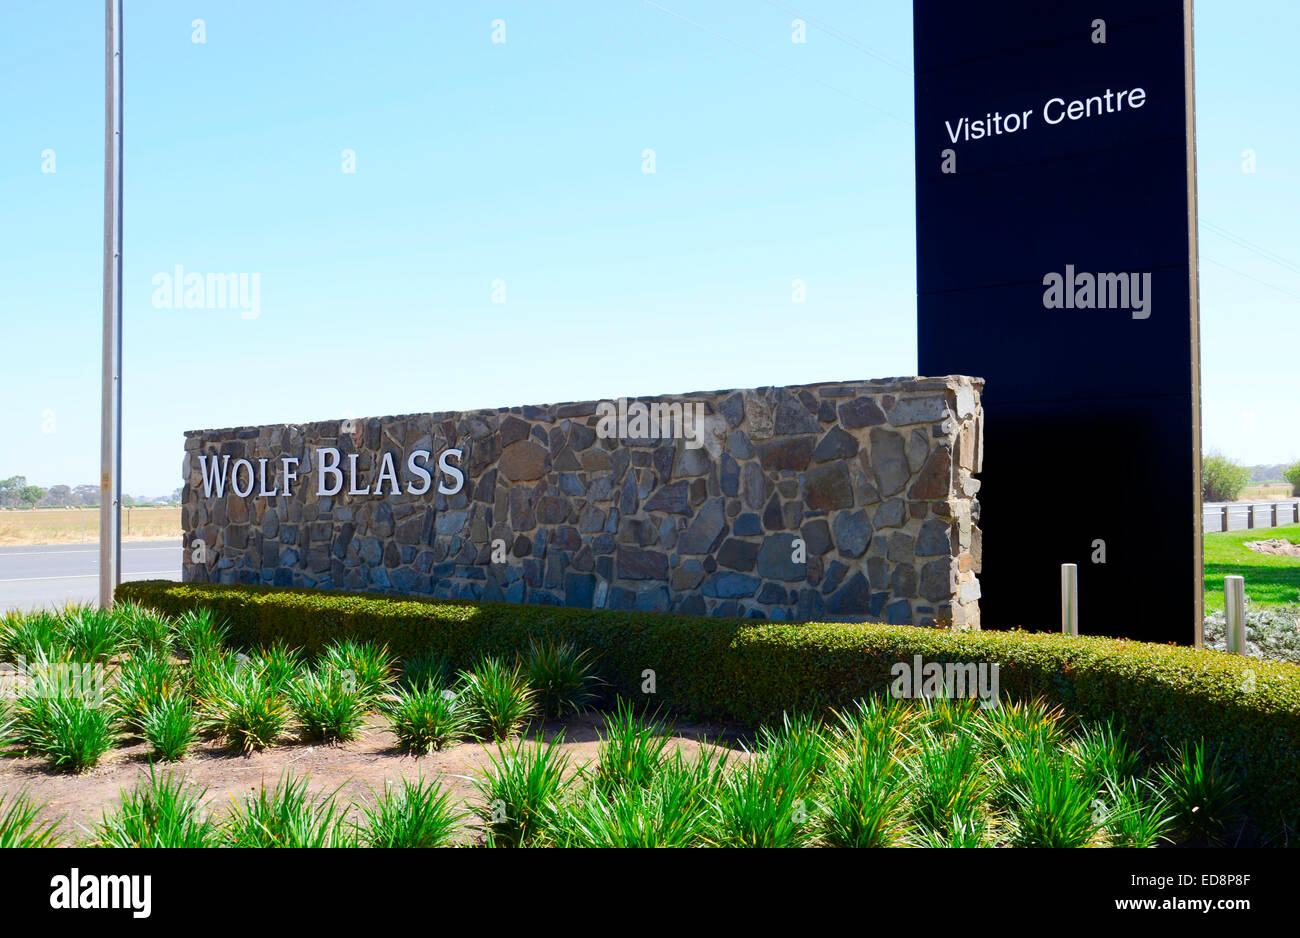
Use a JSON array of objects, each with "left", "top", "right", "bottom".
[{"left": 1204, "top": 523, "right": 1300, "bottom": 612}]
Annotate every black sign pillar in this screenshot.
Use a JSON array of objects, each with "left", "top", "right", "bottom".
[{"left": 913, "top": 1, "right": 1202, "bottom": 643}]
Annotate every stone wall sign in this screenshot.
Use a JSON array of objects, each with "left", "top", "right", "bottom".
[{"left": 182, "top": 376, "right": 984, "bottom": 628}]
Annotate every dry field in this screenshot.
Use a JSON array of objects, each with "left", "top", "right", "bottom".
[{"left": 0, "top": 507, "right": 180, "bottom": 546}]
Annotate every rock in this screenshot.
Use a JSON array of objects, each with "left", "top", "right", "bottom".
[
  {"left": 916, "top": 519, "right": 951, "bottom": 556},
  {"left": 826, "top": 571, "right": 870, "bottom": 614},
  {"left": 757, "top": 533, "right": 804, "bottom": 581},
  {"left": 909, "top": 446, "right": 952, "bottom": 500},
  {"left": 869, "top": 428, "right": 909, "bottom": 496},
  {"left": 800, "top": 519, "right": 832, "bottom": 555},
  {"left": 805, "top": 462, "right": 854, "bottom": 510},
  {"left": 839, "top": 397, "right": 887, "bottom": 429},
  {"left": 644, "top": 480, "right": 691, "bottom": 514},
  {"left": 717, "top": 538, "right": 759, "bottom": 572},
  {"left": 702, "top": 572, "right": 761, "bottom": 599},
  {"left": 812, "top": 426, "right": 858, "bottom": 462},
  {"left": 887, "top": 394, "right": 948, "bottom": 426},
  {"left": 833, "top": 510, "right": 872, "bottom": 558},
  {"left": 499, "top": 441, "right": 549, "bottom": 481},
  {"left": 617, "top": 548, "right": 668, "bottom": 580},
  {"left": 756, "top": 437, "right": 813, "bottom": 471},
  {"left": 677, "top": 498, "right": 727, "bottom": 554}
]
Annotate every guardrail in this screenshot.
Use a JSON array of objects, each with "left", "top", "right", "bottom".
[{"left": 1203, "top": 500, "right": 1300, "bottom": 533}]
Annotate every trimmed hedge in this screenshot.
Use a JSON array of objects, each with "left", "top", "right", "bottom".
[{"left": 118, "top": 580, "right": 1300, "bottom": 829}]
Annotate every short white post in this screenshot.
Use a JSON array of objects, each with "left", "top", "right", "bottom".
[
  {"left": 1061, "top": 563, "right": 1079, "bottom": 636},
  {"left": 1224, "top": 575, "right": 1246, "bottom": 655}
]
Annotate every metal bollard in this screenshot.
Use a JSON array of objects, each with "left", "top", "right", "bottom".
[
  {"left": 1061, "top": 563, "right": 1079, "bottom": 637},
  {"left": 1224, "top": 575, "right": 1246, "bottom": 655}
]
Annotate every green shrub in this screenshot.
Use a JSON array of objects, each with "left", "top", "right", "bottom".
[
  {"left": 1155, "top": 740, "right": 1243, "bottom": 845},
  {"left": 1005, "top": 751, "right": 1102, "bottom": 847},
  {"left": 142, "top": 695, "right": 198, "bottom": 762},
  {"left": 1283, "top": 462, "right": 1300, "bottom": 497},
  {"left": 116, "top": 580, "right": 1300, "bottom": 828},
  {"left": 593, "top": 699, "right": 670, "bottom": 793},
  {"left": 318, "top": 638, "right": 395, "bottom": 700},
  {"left": 458, "top": 656, "right": 536, "bottom": 742},
  {"left": 1202, "top": 452, "right": 1251, "bottom": 502},
  {"left": 288, "top": 669, "right": 368, "bottom": 743},
  {"left": 29, "top": 695, "right": 117, "bottom": 772},
  {"left": 0, "top": 610, "right": 64, "bottom": 663},
  {"left": 223, "top": 773, "right": 354, "bottom": 848},
  {"left": 91, "top": 768, "right": 219, "bottom": 848},
  {"left": 820, "top": 729, "right": 909, "bottom": 847},
  {"left": 200, "top": 667, "right": 290, "bottom": 753},
  {"left": 250, "top": 643, "right": 306, "bottom": 693},
  {"left": 0, "top": 790, "right": 62, "bottom": 847},
  {"left": 60, "top": 605, "right": 127, "bottom": 663},
  {"left": 172, "top": 608, "right": 228, "bottom": 658},
  {"left": 356, "top": 777, "right": 465, "bottom": 848},
  {"left": 399, "top": 649, "right": 452, "bottom": 690},
  {"left": 901, "top": 729, "right": 990, "bottom": 835},
  {"left": 384, "top": 683, "right": 469, "bottom": 755},
  {"left": 712, "top": 750, "right": 818, "bottom": 848},
  {"left": 475, "top": 734, "right": 572, "bottom": 847},
  {"left": 523, "top": 637, "right": 603, "bottom": 719},
  {"left": 115, "top": 601, "right": 174, "bottom": 655},
  {"left": 112, "top": 648, "right": 178, "bottom": 733}
]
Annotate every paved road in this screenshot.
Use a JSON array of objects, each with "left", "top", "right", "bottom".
[{"left": 0, "top": 542, "right": 182, "bottom": 612}]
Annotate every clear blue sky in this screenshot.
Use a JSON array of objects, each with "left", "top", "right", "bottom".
[{"left": 1, "top": 1, "right": 1296, "bottom": 496}]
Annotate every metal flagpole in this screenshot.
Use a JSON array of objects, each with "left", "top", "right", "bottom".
[{"left": 99, "top": 0, "right": 123, "bottom": 609}]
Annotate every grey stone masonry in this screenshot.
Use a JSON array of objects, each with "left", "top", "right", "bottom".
[{"left": 181, "top": 376, "right": 984, "bottom": 628}]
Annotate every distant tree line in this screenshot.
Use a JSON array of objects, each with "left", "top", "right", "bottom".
[
  {"left": 0, "top": 476, "right": 181, "bottom": 509},
  {"left": 1202, "top": 455, "right": 1300, "bottom": 502}
]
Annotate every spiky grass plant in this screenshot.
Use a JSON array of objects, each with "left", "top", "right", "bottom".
[
  {"left": 384, "top": 683, "right": 469, "bottom": 754},
  {"left": 112, "top": 647, "right": 178, "bottom": 733},
  {"left": 0, "top": 789, "right": 62, "bottom": 847},
  {"left": 1155, "top": 740, "right": 1243, "bottom": 845},
  {"left": 827, "top": 695, "right": 916, "bottom": 757},
  {"left": 523, "top": 637, "right": 603, "bottom": 719},
  {"left": 399, "top": 649, "right": 452, "bottom": 690},
  {"left": 28, "top": 695, "right": 117, "bottom": 772},
  {"left": 251, "top": 643, "right": 306, "bottom": 693},
  {"left": 223, "top": 773, "right": 355, "bottom": 848},
  {"left": 914, "top": 693, "right": 982, "bottom": 735},
  {"left": 821, "top": 735, "right": 910, "bottom": 848},
  {"left": 319, "top": 638, "right": 395, "bottom": 700},
  {"left": 755, "top": 712, "right": 830, "bottom": 787},
  {"left": 910, "top": 813, "right": 990, "bottom": 848},
  {"left": 901, "top": 728, "right": 991, "bottom": 835},
  {"left": 60, "top": 604, "right": 127, "bottom": 663},
  {"left": 201, "top": 667, "right": 290, "bottom": 753},
  {"left": 115, "top": 601, "right": 173, "bottom": 655},
  {"left": 356, "top": 776, "right": 466, "bottom": 848},
  {"left": 593, "top": 699, "right": 670, "bottom": 792},
  {"left": 711, "top": 750, "right": 819, "bottom": 848},
  {"left": 90, "top": 767, "right": 219, "bottom": 848},
  {"left": 972, "top": 697, "right": 1068, "bottom": 755},
  {"left": 1067, "top": 720, "right": 1140, "bottom": 788},
  {"left": 184, "top": 646, "right": 237, "bottom": 704},
  {"left": 1101, "top": 775, "right": 1174, "bottom": 848},
  {"left": 552, "top": 769, "right": 716, "bottom": 848},
  {"left": 288, "top": 669, "right": 368, "bottom": 743},
  {"left": 459, "top": 655, "right": 536, "bottom": 742},
  {"left": 142, "top": 695, "right": 198, "bottom": 762},
  {"left": 475, "top": 734, "right": 572, "bottom": 847},
  {"left": 1005, "top": 752, "right": 1103, "bottom": 847},
  {"left": 0, "top": 610, "right": 64, "bottom": 663},
  {"left": 172, "top": 608, "right": 228, "bottom": 658}
]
